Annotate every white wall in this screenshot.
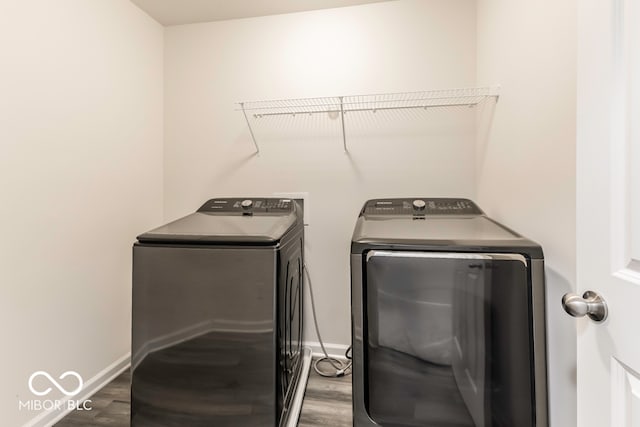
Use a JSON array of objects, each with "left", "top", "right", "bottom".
[
  {"left": 0, "top": 1, "right": 163, "bottom": 425},
  {"left": 164, "top": 0, "right": 478, "bottom": 347},
  {"left": 476, "top": 1, "right": 577, "bottom": 426}
]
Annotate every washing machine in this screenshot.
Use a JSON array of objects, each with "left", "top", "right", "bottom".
[
  {"left": 351, "top": 198, "right": 548, "bottom": 427},
  {"left": 131, "top": 197, "right": 310, "bottom": 427}
]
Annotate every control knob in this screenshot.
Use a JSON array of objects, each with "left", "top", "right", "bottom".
[
  {"left": 241, "top": 199, "right": 253, "bottom": 209},
  {"left": 413, "top": 199, "right": 426, "bottom": 210}
]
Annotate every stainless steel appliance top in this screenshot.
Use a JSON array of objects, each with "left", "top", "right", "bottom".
[
  {"left": 137, "top": 198, "right": 301, "bottom": 244},
  {"left": 352, "top": 198, "right": 542, "bottom": 258}
]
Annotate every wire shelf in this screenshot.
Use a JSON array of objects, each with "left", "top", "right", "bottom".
[{"left": 237, "top": 86, "right": 500, "bottom": 153}]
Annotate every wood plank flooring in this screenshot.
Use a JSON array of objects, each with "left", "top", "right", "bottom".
[
  {"left": 298, "top": 366, "right": 351, "bottom": 427},
  {"left": 55, "top": 361, "right": 352, "bottom": 426}
]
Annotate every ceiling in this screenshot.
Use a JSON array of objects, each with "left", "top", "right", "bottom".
[{"left": 130, "top": 0, "right": 395, "bottom": 26}]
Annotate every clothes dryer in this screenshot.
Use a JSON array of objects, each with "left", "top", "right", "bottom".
[{"left": 351, "top": 198, "right": 547, "bottom": 427}]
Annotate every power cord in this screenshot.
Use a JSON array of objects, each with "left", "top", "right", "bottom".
[{"left": 303, "top": 263, "right": 352, "bottom": 378}]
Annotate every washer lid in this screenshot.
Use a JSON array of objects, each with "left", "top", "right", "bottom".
[
  {"left": 351, "top": 198, "right": 543, "bottom": 258},
  {"left": 137, "top": 198, "right": 300, "bottom": 244},
  {"left": 353, "top": 215, "right": 519, "bottom": 242}
]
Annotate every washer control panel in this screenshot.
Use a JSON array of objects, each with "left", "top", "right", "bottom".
[
  {"left": 198, "top": 198, "right": 294, "bottom": 214},
  {"left": 363, "top": 198, "right": 482, "bottom": 216}
]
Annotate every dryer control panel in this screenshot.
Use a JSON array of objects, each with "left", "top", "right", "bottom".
[
  {"left": 198, "top": 198, "right": 294, "bottom": 215},
  {"left": 362, "top": 198, "right": 482, "bottom": 216}
]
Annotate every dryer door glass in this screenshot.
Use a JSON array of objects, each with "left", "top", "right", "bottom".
[{"left": 364, "top": 251, "right": 534, "bottom": 427}]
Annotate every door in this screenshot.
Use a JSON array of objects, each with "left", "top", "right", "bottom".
[
  {"left": 575, "top": 0, "right": 640, "bottom": 425},
  {"left": 363, "top": 251, "right": 541, "bottom": 426}
]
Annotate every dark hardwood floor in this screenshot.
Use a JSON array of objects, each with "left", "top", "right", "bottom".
[{"left": 55, "top": 361, "right": 352, "bottom": 427}]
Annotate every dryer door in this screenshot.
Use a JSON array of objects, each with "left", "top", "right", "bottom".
[{"left": 364, "top": 251, "right": 538, "bottom": 427}]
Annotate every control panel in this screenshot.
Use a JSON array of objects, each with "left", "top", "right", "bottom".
[
  {"left": 362, "top": 198, "right": 482, "bottom": 216},
  {"left": 198, "top": 198, "right": 294, "bottom": 215}
]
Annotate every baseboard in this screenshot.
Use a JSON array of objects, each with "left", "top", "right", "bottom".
[
  {"left": 23, "top": 353, "right": 131, "bottom": 427},
  {"left": 304, "top": 341, "right": 351, "bottom": 360}
]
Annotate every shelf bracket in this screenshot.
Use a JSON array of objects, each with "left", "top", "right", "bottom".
[
  {"left": 339, "top": 96, "right": 348, "bottom": 152},
  {"left": 240, "top": 102, "right": 260, "bottom": 155}
]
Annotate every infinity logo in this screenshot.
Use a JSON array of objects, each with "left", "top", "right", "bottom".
[{"left": 28, "top": 371, "right": 83, "bottom": 397}]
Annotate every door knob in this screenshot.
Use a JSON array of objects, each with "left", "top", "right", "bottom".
[{"left": 561, "top": 291, "right": 608, "bottom": 322}]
